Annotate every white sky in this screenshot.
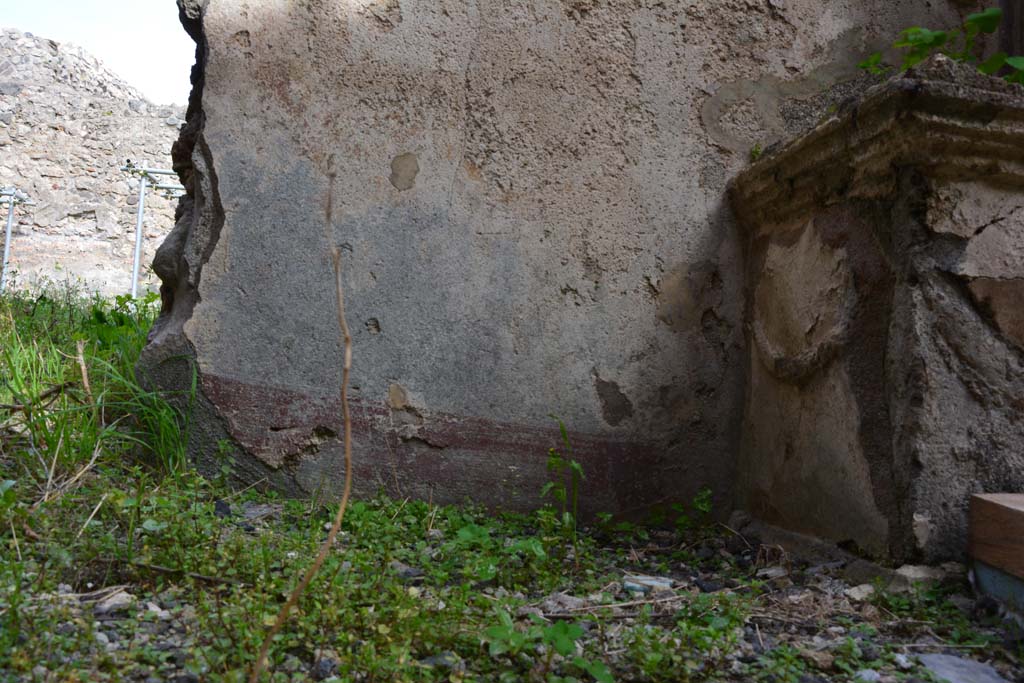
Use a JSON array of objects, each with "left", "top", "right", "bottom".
[{"left": 2, "top": 0, "right": 195, "bottom": 105}]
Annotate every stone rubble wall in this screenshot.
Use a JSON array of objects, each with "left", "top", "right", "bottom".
[{"left": 0, "top": 28, "right": 184, "bottom": 296}]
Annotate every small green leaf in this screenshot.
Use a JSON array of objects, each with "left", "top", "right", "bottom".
[
  {"left": 0, "top": 480, "right": 17, "bottom": 510},
  {"left": 894, "top": 27, "right": 947, "bottom": 49},
  {"left": 543, "top": 621, "right": 584, "bottom": 656},
  {"left": 709, "top": 615, "right": 731, "bottom": 631},
  {"left": 513, "top": 537, "right": 547, "bottom": 559},
  {"left": 965, "top": 7, "right": 1002, "bottom": 34},
  {"left": 141, "top": 518, "right": 166, "bottom": 533},
  {"left": 978, "top": 51, "right": 1007, "bottom": 75},
  {"left": 1006, "top": 56, "right": 1024, "bottom": 71},
  {"left": 569, "top": 460, "right": 585, "bottom": 480},
  {"left": 583, "top": 660, "right": 615, "bottom": 683},
  {"left": 857, "top": 52, "right": 889, "bottom": 75}
]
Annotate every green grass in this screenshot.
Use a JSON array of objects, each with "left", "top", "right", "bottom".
[{"left": 0, "top": 287, "right": 1015, "bottom": 683}]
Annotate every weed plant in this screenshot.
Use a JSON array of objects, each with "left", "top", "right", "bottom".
[
  {"left": 0, "top": 286, "right": 1007, "bottom": 682},
  {"left": 860, "top": 7, "right": 1024, "bottom": 82}
]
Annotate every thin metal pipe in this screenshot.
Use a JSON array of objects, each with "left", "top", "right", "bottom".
[
  {"left": 0, "top": 198, "right": 14, "bottom": 292},
  {"left": 121, "top": 166, "right": 177, "bottom": 176},
  {"left": 130, "top": 171, "right": 148, "bottom": 298}
]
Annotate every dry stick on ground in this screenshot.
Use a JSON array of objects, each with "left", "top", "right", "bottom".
[
  {"left": 250, "top": 170, "right": 353, "bottom": 683},
  {"left": 76, "top": 493, "right": 109, "bottom": 539},
  {"left": 124, "top": 559, "right": 243, "bottom": 586},
  {"left": 75, "top": 340, "right": 93, "bottom": 404},
  {"left": 0, "top": 381, "right": 78, "bottom": 413}
]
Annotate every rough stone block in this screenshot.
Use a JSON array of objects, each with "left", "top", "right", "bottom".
[{"left": 730, "top": 56, "right": 1024, "bottom": 562}]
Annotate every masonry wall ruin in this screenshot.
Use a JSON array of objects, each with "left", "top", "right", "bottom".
[
  {"left": 0, "top": 29, "right": 183, "bottom": 295},
  {"left": 142, "top": 0, "right": 995, "bottom": 536}
]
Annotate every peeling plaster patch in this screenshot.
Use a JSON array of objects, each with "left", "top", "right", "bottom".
[
  {"left": 702, "top": 30, "right": 866, "bottom": 154},
  {"left": 390, "top": 153, "right": 419, "bottom": 191},
  {"left": 753, "top": 225, "right": 853, "bottom": 365},
  {"left": 655, "top": 262, "right": 723, "bottom": 331},
  {"left": 365, "top": 318, "right": 381, "bottom": 334},
  {"left": 230, "top": 30, "right": 251, "bottom": 49},
  {"left": 593, "top": 372, "right": 634, "bottom": 426},
  {"left": 387, "top": 382, "right": 411, "bottom": 410},
  {"left": 387, "top": 382, "right": 424, "bottom": 427}
]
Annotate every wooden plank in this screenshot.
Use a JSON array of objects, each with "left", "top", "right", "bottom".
[{"left": 970, "top": 494, "right": 1024, "bottom": 580}]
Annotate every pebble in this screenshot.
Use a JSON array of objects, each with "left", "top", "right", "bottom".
[
  {"left": 419, "top": 651, "right": 463, "bottom": 671},
  {"left": 623, "top": 574, "right": 674, "bottom": 594},
  {"left": 695, "top": 545, "right": 715, "bottom": 560},
  {"left": 540, "top": 592, "right": 587, "bottom": 613},
  {"left": 312, "top": 657, "right": 339, "bottom": 681},
  {"left": 389, "top": 560, "right": 424, "bottom": 582},
  {"left": 695, "top": 578, "right": 723, "bottom": 593},
  {"left": 853, "top": 669, "right": 881, "bottom": 682},
  {"left": 94, "top": 590, "right": 135, "bottom": 615},
  {"left": 146, "top": 601, "right": 172, "bottom": 621},
  {"left": 756, "top": 566, "right": 788, "bottom": 580},
  {"left": 844, "top": 584, "right": 875, "bottom": 602},
  {"left": 213, "top": 499, "right": 233, "bottom": 518},
  {"left": 919, "top": 653, "right": 1009, "bottom": 683}
]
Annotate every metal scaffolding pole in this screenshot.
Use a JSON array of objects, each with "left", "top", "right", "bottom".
[
  {"left": 122, "top": 162, "right": 184, "bottom": 297},
  {"left": 1, "top": 197, "right": 14, "bottom": 293},
  {"left": 0, "top": 188, "right": 35, "bottom": 293},
  {"left": 130, "top": 165, "right": 149, "bottom": 298}
]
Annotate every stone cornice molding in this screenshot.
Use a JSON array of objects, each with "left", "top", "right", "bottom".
[{"left": 730, "top": 55, "right": 1024, "bottom": 229}]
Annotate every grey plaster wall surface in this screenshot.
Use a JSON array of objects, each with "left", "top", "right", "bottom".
[{"left": 144, "top": 0, "right": 978, "bottom": 518}]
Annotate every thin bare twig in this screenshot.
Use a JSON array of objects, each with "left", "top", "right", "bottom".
[
  {"left": 9, "top": 520, "right": 21, "bottom": 562},
  {"left": 224, "top": 478, "right": 269, "bottom": 501},
  {"left": 389, "top": 498, "right": 409, "bottom": 521},
  {"left": 75, "top": 340, "right": 93, "bottom": 404},
  {"left": 718, "top": 522, "right": 753, "bottom": 549},
  {"left": 426, "top": 504, "right": 438, "bottom": 535},
  {"left": 60, "top": 440, "right": 104, "bottom": 494},
  {"left": 32, "top": 439, "right": 104, "bottom": 512},
  {"left": 42, "top": 431, "right": 63, "bottom": 503},
  {"left": 0, "top": 381, "right": 78, "bottom": 413},
  {"left": 543, "top": 610, "right": 680, "bottom": 622},
  {"left": 899, "top": 642, "right": 991, "bottom": 649},
  {"left": 127, "top": 560, "right": 243, "bottom": 586},
  {"left": 77, "top": 493, "right": 109, "bottom": 539},
  {"left": 564, "top": 594, "right": 686, "bottom": 613},
  {"left": 250, "top": 168, "right": 354, "bottom": 683}
]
